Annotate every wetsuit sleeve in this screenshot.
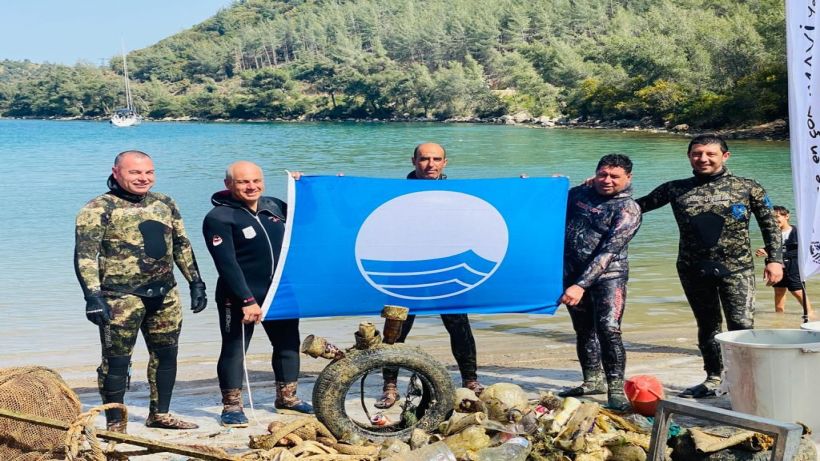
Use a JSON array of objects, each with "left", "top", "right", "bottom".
[
  {"left": 749, "top": 181, "right": 783, "bottom": 265},
  {"left": 164, "top": 198, "right": 201, "bottom": 283},
  {"left": 574, "top": 201, "right": 642, "bottom": 288},
  {"left": 74, "top": 199, "right": 109, "bottom": 297},
  {"left": 635, "top": 182, "right": 670, "bottom": 213},
  {"left": 203, "top": 213, "right": 256, "bottom": 305}
]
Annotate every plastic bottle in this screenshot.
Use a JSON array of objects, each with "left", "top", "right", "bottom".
[
  {"left": 396, "top": 441, "right": 457, "bottom": 461},
  {"left": 475, "top": 436, "right": 532, "bottom": 461}
]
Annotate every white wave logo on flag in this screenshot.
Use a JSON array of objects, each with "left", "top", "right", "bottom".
[{"left": 355, "top": 191, "right": 509, "bottom": 300}]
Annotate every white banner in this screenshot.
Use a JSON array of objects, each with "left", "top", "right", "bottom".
[{"left": 786, "top": 0, "right": 820, "bottom": 280}]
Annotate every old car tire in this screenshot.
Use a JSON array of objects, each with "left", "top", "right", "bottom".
[{"left": 312, "top": 344, "right": 455, "bottom": 442}]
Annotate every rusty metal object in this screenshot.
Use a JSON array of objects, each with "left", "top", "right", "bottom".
[
  {"left": 354, "top": 322, "right": 383, "bottom": 349},
  {"left": 301, "top": 335, "right": 345, "bottom": 360},
  {"left": 381, "top": 305, "right": 409, "bottom": 344}
]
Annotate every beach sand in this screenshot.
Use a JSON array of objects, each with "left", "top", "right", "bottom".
[{"left": 42, "top": 309, "right": 820, "bottom": 459}]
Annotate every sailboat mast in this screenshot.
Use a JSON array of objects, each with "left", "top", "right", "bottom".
[{"left": 121, "top": 43, "right": 133, "bottom": 112}]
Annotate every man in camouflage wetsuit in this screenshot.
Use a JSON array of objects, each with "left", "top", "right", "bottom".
[
  {"left": 637, "top": 134, "right": 783, "bottom": 398},
  {"left": 559, "top": 154, "right": 642, "bottom": 410},
  {"left": 75, "top": 150, "right": 207, "bottom": 431}
]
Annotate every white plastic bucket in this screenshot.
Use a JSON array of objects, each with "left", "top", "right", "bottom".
[
  {"left": 800, "top": 321, "right": 820, "bottom": 332},
  {"left": 715, "top": 329, "right": 820, "bottom": 440}
]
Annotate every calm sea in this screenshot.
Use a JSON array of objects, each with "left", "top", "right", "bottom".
[{"left": 0, "top": 119, "right": 807, "bottom": 371}]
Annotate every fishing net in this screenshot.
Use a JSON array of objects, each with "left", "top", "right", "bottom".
[
  {"left": 0, "top": 366, "right": 82, "bottom": 460},
  {"left": 8, "top": 453, "right": 65, "bottom": 461}
]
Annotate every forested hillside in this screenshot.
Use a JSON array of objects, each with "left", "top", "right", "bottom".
[{"left": 0, "top": 0, "right": 787, "bottom": 128}]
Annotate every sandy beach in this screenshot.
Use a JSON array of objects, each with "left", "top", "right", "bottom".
[{"left": 34, "top": 307, "right": 816, "bottom": 459}]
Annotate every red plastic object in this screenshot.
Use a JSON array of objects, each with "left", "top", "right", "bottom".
[
  {"left": 624, "top": 375, "right": 665, "bottom": 416},
  {"left": 370, "top": 414, "right": 391, "bottom": 426}
]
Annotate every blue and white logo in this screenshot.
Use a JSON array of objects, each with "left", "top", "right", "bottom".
[{"left": 355, "top": 191, "right": 509, "bottom": 299}]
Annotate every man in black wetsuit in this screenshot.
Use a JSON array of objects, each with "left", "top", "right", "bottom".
[
  {"left": 638, "top": 134, "right": 783, "bottom": 398},
  {"left": 558, "top": 154, "right": 642, "bottom": 410},
  {"left": 202, "top": 161, "right": 312, "bottom": 427},
  {"left": 375, "top": 142, "right": 484, "bottom": 409}
]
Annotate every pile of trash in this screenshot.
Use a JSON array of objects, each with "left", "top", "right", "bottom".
[
  {"left": 241, "top": 381, "right": 653, "bottom": 460},
  {"left": 241, "top": 382, "right": 818, "bottom": 461},
  {"left": 0, "top": 365, "right": 816, "bottom": 460},
  {"left": 242, "top": 383, "right": 651, "bottom": 461}
]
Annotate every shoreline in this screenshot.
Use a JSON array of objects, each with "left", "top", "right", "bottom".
[
  {"left": 0, "top": 115, "right": 790, "bottom": 141},
  {"left": 30, "top": 309, "right": 818, "bottom": 458}
]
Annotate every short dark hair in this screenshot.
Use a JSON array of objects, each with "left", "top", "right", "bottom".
[
  {"left": 413, "top": 143, "right": 446, "bottom": 159},
  {"left": 114, "top": 150, "right": 151, "bottom": 166},
  {"left": 773, "top": 205, "right": 790, "bottom": 216},
  {"left": 596, "top": 153, "right": 633, "bottom": 174},
  {"left": 688, "top": 134, "right": 728, "bottom": 153}
]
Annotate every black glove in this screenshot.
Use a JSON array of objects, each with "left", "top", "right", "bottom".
[
  {"left": 190, "top": 280, "right": 207, "bottom": 313},
  {"left": 85, "top": 295, "right": 111, "bottom": 326}
]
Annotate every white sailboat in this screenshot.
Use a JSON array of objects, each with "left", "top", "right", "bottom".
[{"left": 111, "top": 46, "right": 142, "bottom": 127}]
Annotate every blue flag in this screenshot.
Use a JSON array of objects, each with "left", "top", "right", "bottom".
[{"left": 261, "top": 176, "right": 568, "bottom": 320}]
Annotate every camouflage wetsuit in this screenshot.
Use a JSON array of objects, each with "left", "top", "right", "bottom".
[
  {"left": 637, "top": 169, "right": 782, "bottom": 377},
  {"left": 385, "top": 171, "right": 479, "bottom": 385},
  {"left": 75, "top": 176, "right": 202, "bottom": 421},
  {"left": 564, "top": 184, "right": 642, "bottom": 382}
]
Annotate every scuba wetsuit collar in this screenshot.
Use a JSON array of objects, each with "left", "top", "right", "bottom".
[
  {"left": 607, "top": 184, "right": 634, "bottom": 199},
  {"left": 406, "top": 171, "right": 447, "bottom": 180},
  {"left": 210, "top": 190, "right": 281, "bottom": 216},
  {"left": 692, "top": 168, "right": 730, "bottom": 183},
  {"left": 107, "top": 174, "right": 146, "bottom": 203}
]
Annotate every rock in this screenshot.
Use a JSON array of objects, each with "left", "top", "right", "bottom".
[
  {"left": 498, "top": 114, "right": 515, "bottom": 125},
  {"left": 533, "top": 116, "right": 555, "bottom": 126},
  {"left": 445, "top": 116, "right": 479, "bottom": 123},
  {"left": 512, "top": 111, "right": 533, "bottom": 123},
  {"left": 721, "top": 119, "right": 788, "bottom": 140},
  {"left": 672, "top": 124, "right": 690, "bottom": 132}
]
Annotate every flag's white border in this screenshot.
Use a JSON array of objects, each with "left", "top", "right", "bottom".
[{"left": 260, "top": 171, "right": 296, "bottom": 318}]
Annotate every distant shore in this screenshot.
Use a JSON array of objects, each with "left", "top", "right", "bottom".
[{"left": 1, "top": 114, "right": 790, "bottom": 141}]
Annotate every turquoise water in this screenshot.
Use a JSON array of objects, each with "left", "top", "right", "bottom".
[{"left": 0, "top": 119, "right": 802, "bottom": 367}]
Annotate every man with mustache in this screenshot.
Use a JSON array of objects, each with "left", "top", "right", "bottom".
[
  {"left": 559, "top": 153, "right": 641, "bottom": 410},
  {"left": 638, "top": 134, "right": 783, "bottom": 398}
]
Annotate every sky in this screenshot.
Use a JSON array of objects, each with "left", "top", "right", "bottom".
[{"left": 0, "top": 0, "right": 234, "bottom": 65}]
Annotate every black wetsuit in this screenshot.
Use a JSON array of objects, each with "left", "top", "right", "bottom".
[
  {"left": 564, "top": 184, "right": 642, "bottom": 382},
  {"left": 202, "top": 191, "right": 300, "bottom": 390},
  {"left": 774, "top": 226, "right": 802, "bottom": 292},
  {"left": 637, "top": 168, "right": 782, "bottom": 377},
  {"left": 386, "top": 171, "right": 478, "bottom": 383}
]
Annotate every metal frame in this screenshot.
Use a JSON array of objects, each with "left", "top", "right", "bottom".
[{"left": 646, "top": 398, "right": 804, "bottom": 461}]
